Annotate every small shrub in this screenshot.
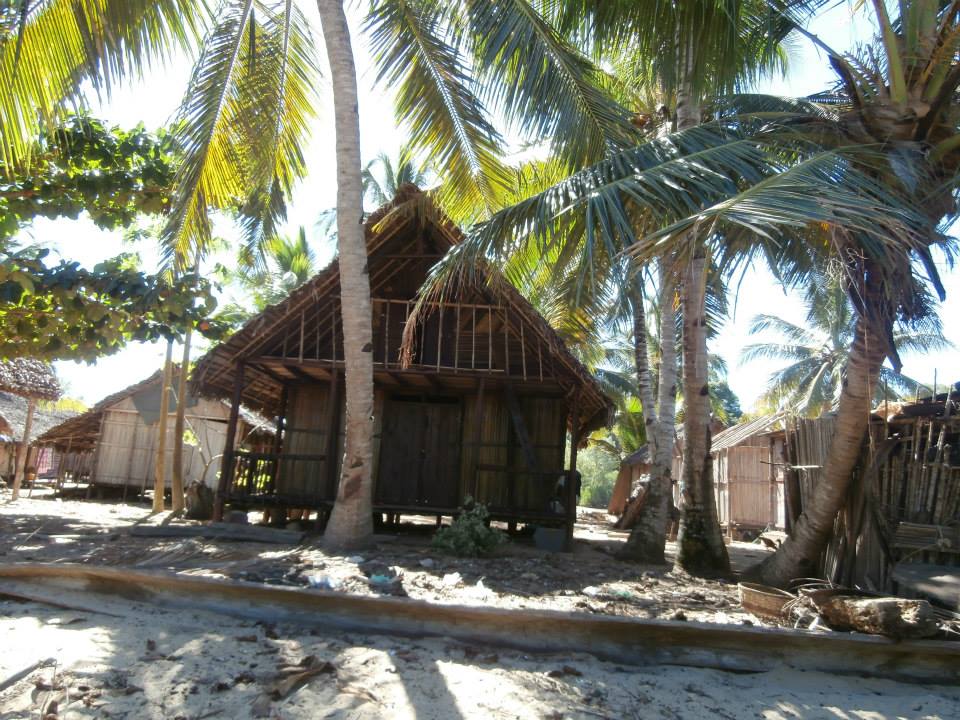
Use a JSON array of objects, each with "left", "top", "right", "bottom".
[{"left": 432, "top": 498, "right": 507, "bottom": 557}]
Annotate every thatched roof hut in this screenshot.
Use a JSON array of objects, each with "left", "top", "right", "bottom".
[
  {"left": 192, "top": 187, "right": 612, "bottom": 539},
  {"left": 0, "top": 359, "right": 61, "bottom": 401}
]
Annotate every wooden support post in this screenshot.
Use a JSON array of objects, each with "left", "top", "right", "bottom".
[
  {"left": 299, "top": 311, "right": 305, "bottom": 363},
  {"left": 436, "top": 305, "right": 443, "bottom": 371},
  {"left": 271, "top": 384, "right": 289, "bottom": 494},
  {"left": 471, "top": 307, "right": 476, "bottom": 370},
  {"left": 56, "top": 436, "right": 73, "bottom": 492},
  {"left": 11, "top": 398, "right": 35, "bottom": 501},
  {"left": 487, "top": 309, "right": 493, "bottom": 372},
  {"left": 472, "top": 378, "right": 486, "bottom": 500},
  {"left": 331, "top": 302, "right": 338, "bottom": 366},
  {"left": 325, "top": 369, "right": 341, "bottom": 500},
  {"left": 214, "top": 362, "right": 245, "bottom": 522},
  {"left": 565, "top": 393, "right": 581, "bottom": 552},
  {"left": 384, "top": 300, "right": 391, "bottom": 368},
  {"left": 503, "top": 308, "right": 510, "bottom": 376},
  {"left": 538, "top": 339, "right": 543, "bottom": 382},
  {"left": 520, "top": 322, "right": 527, "bottom": 381}
]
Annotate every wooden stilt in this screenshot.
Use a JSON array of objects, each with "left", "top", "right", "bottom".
[
  {"left": 565, "top": 393, "right": 581, "bottom": 552},
  {"left": 214, "top": 362, "right": 245, "bottom": 522}
]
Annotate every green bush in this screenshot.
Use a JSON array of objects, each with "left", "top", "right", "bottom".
[{"left": 432, "top": 498, "right": 507, "bottom": 557}]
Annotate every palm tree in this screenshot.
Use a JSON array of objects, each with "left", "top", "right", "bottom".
[
  {"left": 235, "top": 226, "right": 318, "bottom": 313},
  {"left": 316, "top": 144, "right": 431, "bottom": 239},
  {"left": 362, "top": 146, "right": 429, "bottom": 206},
  {"left": 455, "top": 2, "right": 958, "bottom": 584},
  {"left": 4, "top": 0, "right": 628, "bottom": 546},
  {"left": 742, "top": 273, "right": 951, "bottom": 416}
]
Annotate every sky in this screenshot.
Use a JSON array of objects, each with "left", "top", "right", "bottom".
[{"left": 26, "top": 2, "right": 959, "bottom": 409}]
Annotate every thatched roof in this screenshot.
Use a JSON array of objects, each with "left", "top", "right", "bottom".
[
  {"left": 0, "top": 392, "right": 78, "bottom": 444},
  {"left": 191, "top": 186, "right": 613, "bottom": 436},
  {"left": 37, "top": 369, "right": 272, "bottom": 452},
  {"left": 0, "top": 360, "right": 61, "bottom": 401},
  {"left": 711, "top": 412, "right": 787, "bottom": 453}
]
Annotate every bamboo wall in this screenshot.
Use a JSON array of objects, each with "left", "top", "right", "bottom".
[
  {"left": 786, "top": 412, "right": 960, "bottom": 590},
  {"left": 93, "top": 396, "right": 234, "bottom": 489}
]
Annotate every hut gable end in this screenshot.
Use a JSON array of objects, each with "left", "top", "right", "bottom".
[{"left": 192, "top": 187, "right": 612, "bottom": 436}]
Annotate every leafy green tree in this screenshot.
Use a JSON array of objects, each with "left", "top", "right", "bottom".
[{"left": 0, "top": 115, "right": 224, "bottom": 362}]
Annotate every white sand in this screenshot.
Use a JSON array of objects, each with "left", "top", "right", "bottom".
[{"left": 1, "top": 596, "right": 958, "bottom": 720}]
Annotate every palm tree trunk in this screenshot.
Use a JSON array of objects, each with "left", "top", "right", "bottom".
[
  {"left": 619, "top": 264, "right": 678, "bottom": 563},
  {"left": 11, "top": 397, "right": 35, "bottom": 501},
  {"left": 671, "top": 54, "right": 730, "bottom": 576},
  {"left": 675, "top": 255, "right": 730, "bottom": 575},
  {"left": 171, "top": 326, "right": 192, "bottom": 514},
  {"left": 153, "top": 340, "right": 174, "bottom": 513},
  {"left": 757, "top": 300, "right": 885, "bottom": 587},
  {"left": 316, "top": 0, "right": 375, "bottom": 549}
]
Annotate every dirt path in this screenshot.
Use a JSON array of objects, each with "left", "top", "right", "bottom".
[{"left": 2, "top": 596, "right": 958, "bottom": 720}]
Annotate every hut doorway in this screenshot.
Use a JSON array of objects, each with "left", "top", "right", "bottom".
[{"left": 376, "top": 395, "right": 462, "bottom": 509}]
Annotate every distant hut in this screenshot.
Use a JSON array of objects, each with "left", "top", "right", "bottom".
[
  {"left": 37, "top": 369, "right": 272, "bottom": 497},
  {"left": 0, "top": 391, "right": 78, "bottom": 488},
  {"left": 609, "top": 446, "right": 650, "bottom": 515},
  {"left": 707, "top": 412, "right": 789, "bottom": 539},
  {"left": 192, "top": 187, "right": 612, "bottom": 543},
  {"left": 0, "top": 359, "right": 62, "bottom": 499}
]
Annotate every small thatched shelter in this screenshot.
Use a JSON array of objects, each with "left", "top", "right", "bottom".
[
  {"left": 0, "top": 392, "right": 78, "bottom": 484},
  {"left": 38, "top": 370, "right": 272, "bottom": 496},
  {"left": 192, "top": 187, "right": 613, "bottom": 543},
  {"left": 0, "top": 359, "right": 61, "bottom": 498}
]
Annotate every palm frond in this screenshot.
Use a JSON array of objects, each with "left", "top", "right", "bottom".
[
  {"left": 365, "top": 0, "right": 508, "bottom": 219},
  {"left": 465, "top": 0, "right": 638, "bottom": 166},
  {"left": 237, "top": 0, "right": 321, "bottom": 265},
  {"left": 1, "top": 0, "right": 207, "bottom": 173}
]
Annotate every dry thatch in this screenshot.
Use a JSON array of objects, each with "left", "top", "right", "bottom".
[
  {"left": 192, "top": 186, "right": 613, "bottom": 436},
  {"left": 0, "top": 359, "right": 61, "bottom": 401},
  {"left": 0, "top": 392, "right": 78, "bottom": 444}
]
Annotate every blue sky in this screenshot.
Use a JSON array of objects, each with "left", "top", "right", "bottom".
[{"left": 27, "top": 2, "right": 958, "bottom": 407}]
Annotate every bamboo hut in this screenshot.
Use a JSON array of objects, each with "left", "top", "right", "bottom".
[
  {"left": 0, "top": 359, "right": 62, "bottom": 498},
  {"left": 192, "top": 187, "right": 613, "bottom": 542},
  {"left": 37, "top": 370, "right": 272, "bottom": 496},
  {"left": 786, "top": 388, "right": 960, "bottom": 605},
  {"left": 710, "top": 413, "right": 789, "bottom": 539}
]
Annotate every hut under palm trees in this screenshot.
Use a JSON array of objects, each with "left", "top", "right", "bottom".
[{"left": 191, "top": 187, "right": 612, "bottom": 542}]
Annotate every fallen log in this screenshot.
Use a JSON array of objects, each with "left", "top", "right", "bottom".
[
  {"left": 0, "top": 564, "right": 957, "bottom": 684},
  {"left": 818, "top": 596, "right": 941, "bottom": 640},
  {"left": 129, "top": 522, "right": 304, "bottom": 544}
]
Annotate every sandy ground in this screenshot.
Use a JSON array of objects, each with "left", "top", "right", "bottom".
[
  {"left": 2, "top": 492, "right": 960, "bottom": 719},
  {"left": 2, "top": 596, "right": 959, "bottom": 720},
  {"left": 0, "top": 493, "right": 768, "bottom": 625}
]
